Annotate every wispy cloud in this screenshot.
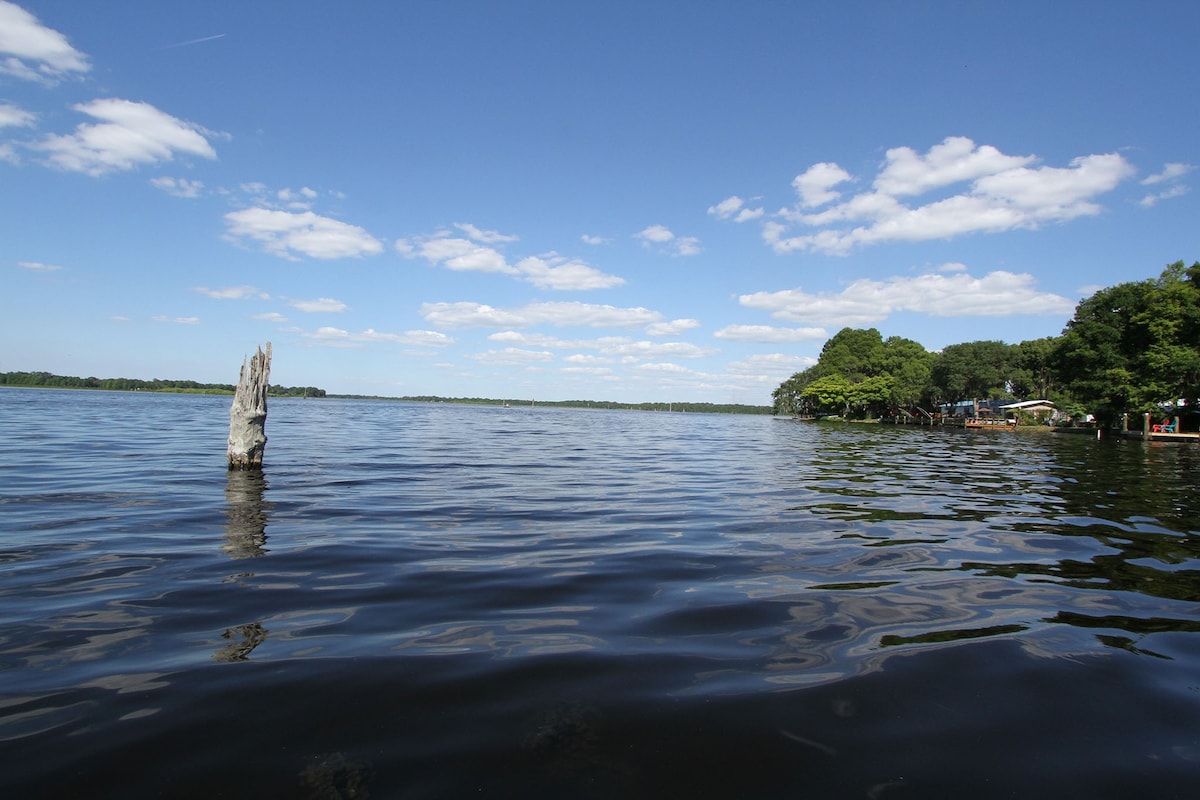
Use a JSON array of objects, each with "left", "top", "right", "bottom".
[
  {"left": 0, "top": 102, "right": 35, "bottom": 128},
  {"left": 760, "top": 137, "right": 1136, "bottom": 255},
  {"left": 224, "top": 208, "right": 384, "bottom": 260},
  {"left": 286, "top": 297, "right": 349, "bottom": 313},
  {"left": 18, "top": 260, "right": 63, "bottom": 272},
  {"left": 304, "top": 326, "right": 454, "bottom": 348},
  {"left": 490, "top": 331, "right": 717, "bottom": 361},
  {"left": 0, "top": 0, "right": 90, "bottom": 84},
  {"left": 635, "top": 224, "right": 702, "bottom": 256},
  {"left": 150, "top": 176, "right": 205, "bottom": 198},
  {"left": 191, "top": 285, "right": 269, "bottom": 300},
  {"left": 1139, "top": 161, "right": 1193, "bottom": 207},
  {"left": 152, "top": 315, "right": 200, "bottom": 325},
  {"left": 713, "top": 324, "right": 828, "bottom": 343},
  {"left": 34, "top": 99, "right": 219, "bottom": 175},
  {"left": 420, "top": 300, "right": 662, "bottom": 329}
]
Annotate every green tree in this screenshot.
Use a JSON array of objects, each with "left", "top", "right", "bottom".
[
  {"left": 801, "top": 374, "right": 854, "bottom": 415},
  {"left": 1052, "top": 261, "right": 1200, "bottom": 423},
  {"left": 928, "top": 340, "right": 1012, "bottom": 404}
]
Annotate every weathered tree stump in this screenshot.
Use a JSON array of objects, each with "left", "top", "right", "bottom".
[{"left": 227, "top": 342, "right": 271, "bottom": 470}]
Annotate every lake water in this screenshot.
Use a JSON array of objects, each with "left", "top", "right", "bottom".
[{"left": 2, "top": 388, "right": 1199, "bottom": 798}]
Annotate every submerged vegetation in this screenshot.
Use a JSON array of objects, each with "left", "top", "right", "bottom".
[{"left": 773, "top": 261, "right": 1200, "bottom": 425}]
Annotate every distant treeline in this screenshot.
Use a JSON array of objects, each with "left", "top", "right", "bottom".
[
  {"left": 0, "top": 371, "right": 326, "bottom": 397},
  {"left": 355, "top": 395, "right": 772, "bottom": 414}
]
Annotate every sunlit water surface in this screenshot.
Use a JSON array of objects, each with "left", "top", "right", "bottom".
[{"left": 2, "top": 388, "right": 1199, "bottom": 798}]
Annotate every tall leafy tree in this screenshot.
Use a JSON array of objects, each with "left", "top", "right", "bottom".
[{"left": 1052, "top": 261, "right": 1200, "bottom": 423}]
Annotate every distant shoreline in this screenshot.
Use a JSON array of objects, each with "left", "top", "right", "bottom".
[{"left": 0, "top": 377, "right": 770, "bottom": 415}]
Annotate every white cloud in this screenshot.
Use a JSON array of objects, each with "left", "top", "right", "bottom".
[
  {"left": 467, "top": 347, "right": 554, "bottom": 366},
  {"left": 0, "top": 1, "right": 89, "bottom": 83},
  {"left": 191, "top": 285, "right": 268, "bottom": 300},
  {"left": 420, "top": 300, "right": 663, "bottom": 329},
  {"left": 454, "top": 222, "right": 519, "bottom": 244},
  {"left": 767, "top": 138, "right": 1136, "bottom": 254},
  {"left": 713, "top": 324, "right": 827, "bottom": 343},
  {"left": 1138, "top": 162, "right": 1192, "bottom": 206},
  {"left": 152, "top": 315, "right": 200, "bottom": 325},
  {"left": 0, "top": 102, "right": 35, "bottom": 128},
  {"left": 486, "top": 331, "right": 713, "bottom": 361},
  {"left": 224, "top": 207, "right": 384, "bottom": 259},
  {"left": 740, "top": 269, "right": 1074, "bottom": 326},
  {"left": 1139, "top": 184, "right": 1188, "bottom": 207},
  {"left": 873, "top": 137, "right": 1034, "bottom": 196},
  {"left": 399, "top": 226, "right": 624, "bottom": 289},
  {"left": 252, "top": 312, "right": 288, "bottom": 323},
  {"left": 708, "top": 195, "right": 764, "bottom": 222},
  {"left": 726, "top": 353, "right": 818, "bottom": 376},
  {"left": 35, "top": 99, "right": 219, "bottom": 175},
  {"left": 305, "top": 326, "right": 454, "bottom": 348},
  {"left": 515, "top": 254, "right": 625, "bottom": 290},
  {"left": 151, "top": 176, "right": 205, "bottom": 198},
  {"left": 581, "top": 234, "right": 610, "bottom": 245},
  {"left": 645, "top": 318, "right": 700, "bottom": 336},
  {"left": 17, "top": 260, "right": 63, "bottom": 272},
  {"left": 635, "top": 224, "right": 701, "bottom": 256},
  {"left": 1141, "top": 162, "right": 1193, "bottom": 185},
  {"left": 792, "top": 162, "right": 853, "bottom": 207},
  {"left": 287, "top": 297, "right": 348, "bottom": 313},
  {"left": 636, "top": 224, "right": 675, "bottom": 244}
]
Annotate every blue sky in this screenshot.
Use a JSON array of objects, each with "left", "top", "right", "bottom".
[{"left": 2, "top": 1, "right": 1196, "bottom": 403}]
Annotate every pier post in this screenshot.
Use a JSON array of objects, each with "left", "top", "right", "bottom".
[
  {"left": 1142, "top": 412, "right": 1150, "bottom": 439},
  {"left": 227, "top": 342, "right": 272, "bottom": 470}
]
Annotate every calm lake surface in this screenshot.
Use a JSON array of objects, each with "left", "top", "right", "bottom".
[{"left": 3, "top": 388, "right": 1200, "bottom": 798}]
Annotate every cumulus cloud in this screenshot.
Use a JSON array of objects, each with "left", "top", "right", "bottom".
[
  {"left": 635, "top": 224, "right": 702, "bottom": 256},
  {"left": 792, "top": 163, "right": 854, "bottom": 207},
  {"left": 305, "top": 326, "right": 454, "bottom": 348},
  {"left": 398, "top": 225, "right": 624, "bottom": 290},
  {"left": 34, "top": 99, "right": 219, "bottom": 175},
  {"left": 191, "top": 285, "right": 269, "bottom": 300},
  {"left": 225, "top": 207, "right": 384, "bottom": 259},
  {"left": 739, "top": 269, "right": 1074, "bottom": 326},
  {"left": 713, "top": 324, "right": 828, "bottom": 343},
  {"left": 287, "top": 297, "right": 348, "bottom": 313},
  {"left": 766, "top": 137, "right": 1136, "bottom": 254},
  {"left": 0, "top": 1, "right": 89, "bottom": 83},
  {"left": 151, "top": 176, "right": 205, "bottom": 198},
  {"left": 707, "top": 195, "right": 763, "bottom": 222},
  {"left": 581, "top": 234, "right": 610, "bottom": 245},
  {"left": 420, "top": 300, "right": 662, "bottom": 329},
  {"left": 17, "top": 260, "right": 63, "bottom": 272}
]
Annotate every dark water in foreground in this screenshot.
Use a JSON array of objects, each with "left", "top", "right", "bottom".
[{"left": 2, "top": 388, "right": 1200, "bottom": 798}]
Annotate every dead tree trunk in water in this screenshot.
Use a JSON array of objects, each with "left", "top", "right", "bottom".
[{"left": 227, "top": 342, "right": 271, "bottom": 470}]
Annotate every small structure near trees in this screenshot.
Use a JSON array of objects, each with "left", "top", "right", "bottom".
[{"left": 227, "top": 343, "right": 272, "bottom": 470}]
